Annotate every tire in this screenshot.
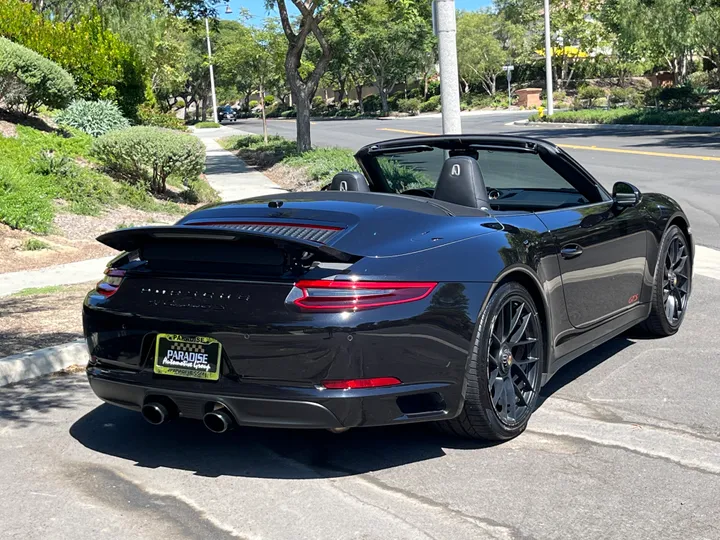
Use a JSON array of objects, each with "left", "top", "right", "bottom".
[
  {"left": 638, "top": 225, "right": 692, "bottom": 337},
  {"left": 437, "top": 282, "right": 545, "bottom": 441}
]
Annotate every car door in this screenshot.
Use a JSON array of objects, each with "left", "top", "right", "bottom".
[{"left": 537, "top": 201, "right": 647, "bottom": 328}]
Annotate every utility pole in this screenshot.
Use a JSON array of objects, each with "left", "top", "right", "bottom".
[
  {"left": 543, "top": 0, "right": 554, "bottom": 116},
  {"left": 205, "top": 17, "right": 219, "bottom": 124},
  {"left": 433, "top": 0, "right": 461, "bottom": 134}
]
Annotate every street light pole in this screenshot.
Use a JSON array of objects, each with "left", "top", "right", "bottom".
[
  {"left": 205, "top": 17, "right": 219, "bottom": 124},
  {"left": 543, "top": 0, "right": 554, "bottom": 116},
  {"left": 433, "top": 0, "right": 461, "bottom": 134}
]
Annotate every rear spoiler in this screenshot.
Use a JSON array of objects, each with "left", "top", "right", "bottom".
[{"left": 96, "top": 226, "right": 357, "bottom": 262}]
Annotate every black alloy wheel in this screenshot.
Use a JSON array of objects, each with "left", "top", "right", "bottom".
[
  {"left": 662, "top": 235, "right": 690, "bottom": 325},
  {"left": 437, "top": 282, "right": 544, "bottom": 440},
  {"left": 488, "top": 297, "right": 542, "bottom": 426},
  {"left": 639, "top": 225, "right": 692, "bottom": 336}
]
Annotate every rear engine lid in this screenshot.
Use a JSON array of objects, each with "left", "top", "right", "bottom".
[{"left": 167, "top": 191, "right": 498, "bottom": 258}]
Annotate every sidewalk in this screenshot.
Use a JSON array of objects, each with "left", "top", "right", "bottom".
[{"left": 200, "top": 136, "right": 286, "bottom": 201}]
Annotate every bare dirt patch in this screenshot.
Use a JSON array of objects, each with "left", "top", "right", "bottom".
[
  {"left": 0, "top": 282, "right": 92, "bottom": 357},
  {"left": 0, "top": 206, "right": 182, "bottom": 274}
]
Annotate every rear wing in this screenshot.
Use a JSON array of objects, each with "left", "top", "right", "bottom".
[{"left": 96, "top": 226, "right": 357, "bottom": 263}]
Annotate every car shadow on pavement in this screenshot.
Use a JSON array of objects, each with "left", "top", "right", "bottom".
[{"left": 69, "top": 335, "right": 636, "bottom": 479}]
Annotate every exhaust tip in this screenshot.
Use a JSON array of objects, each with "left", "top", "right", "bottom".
[
  {"left": 141, "top": 402, "right": 169, "bottom": 425},
  {"left": 203, "top": 409, "right": 233, "bottom": 434}
]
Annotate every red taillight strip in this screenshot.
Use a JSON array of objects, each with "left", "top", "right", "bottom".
[
  {"left": 188, "top": 221, "right": 343, "bottom": 231},
  {"left": 322, "top": 377, "right": 402, "bottom": 390},
  {"left": 291, "top": 280, "right": 437, "bottom": 311},
  {"left": 95, "top": 268, "right": 126, "bottom": 298}
]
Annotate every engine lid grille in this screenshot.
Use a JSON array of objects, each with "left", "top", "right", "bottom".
[{"left": 184, "top": 221, "right": 343, "bottom": 244}]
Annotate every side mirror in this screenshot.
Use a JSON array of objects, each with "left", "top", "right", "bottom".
[{"left": 612, "top": 181, "right": 641, "bottom": 208}]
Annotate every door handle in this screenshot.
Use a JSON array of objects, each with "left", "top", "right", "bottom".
[{"left": 560, "top": 244, "right": 583, "bottom": 259}]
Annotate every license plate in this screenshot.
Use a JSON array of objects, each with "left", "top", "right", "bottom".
[{"left": 153, "top": 334, "right": 222, "bottom": 381}]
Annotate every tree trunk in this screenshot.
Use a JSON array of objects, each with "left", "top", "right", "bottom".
[
  {"left": 260, "top": 83, "right": 268, "bottom": 144},
  {"left": 378, "top": 87, "right": 389, "bottom": 115},
  {"left": 295, "top": 88, "right": 312, "bottom": 151},
  {"left": 356, "top": 85, "right": 364, "bottom": 114},
  {"left": 201, "top": 96, "right": 207, "bottom": 121},
  {"left": 423, "top": 76, "right": 429, "bottom": 99}
]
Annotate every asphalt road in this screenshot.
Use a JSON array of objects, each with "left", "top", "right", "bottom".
[
  {"left": 230, "top": 113, "right": 720, "bottom": 249},
  {"left": 3, "top": 277, "right": 720, "bottom": 539},
  {"left": 3, "top": 114, "right": 720, "bottom": 540}
]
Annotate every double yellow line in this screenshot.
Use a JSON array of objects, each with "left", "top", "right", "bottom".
[{"left": 377, "top": 128, "right": 720, "bottom": 163}]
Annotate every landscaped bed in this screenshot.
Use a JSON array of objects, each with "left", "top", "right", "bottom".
[
  {"left": 529, "top": 107, "right": 720, "bottom": 126},
  {"left": 0, "top": 115, "right": 218, "bottom": 273}
]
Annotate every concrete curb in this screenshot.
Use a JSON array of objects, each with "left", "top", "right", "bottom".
[
  {"left": 0, "top": 340, "right": 88, "bottom": 386},
  {"left": 515, "top": 120, "right": 720, "bottom": 134}
]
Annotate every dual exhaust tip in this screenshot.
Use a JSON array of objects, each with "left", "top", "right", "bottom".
[{"left": 141, "top": 401, "right": 234, "bottom": 434}]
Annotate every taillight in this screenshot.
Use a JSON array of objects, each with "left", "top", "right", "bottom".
[
  {"left": 288, "top": 280, "right": 437, "bottom": 311},
  {"left": 95, "top": 268, "right": 126, "bottom": 297},
  {"left": 322, "top": 377, "right": 402, "bottom": 390}
]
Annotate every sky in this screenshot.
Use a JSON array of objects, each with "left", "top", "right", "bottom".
[{"left": 220, "top": 0, "right": 494, "bottom": 24}]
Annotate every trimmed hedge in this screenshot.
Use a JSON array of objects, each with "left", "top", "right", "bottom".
[
  {"left": 56, "top": 99, "right": 130, "bottom": 137},
  {"left": 194, "top": 121, "right": 221, "bottom": 129},
  {"left": 530, "top": 108, "right": 720, "bottom": 126},
  {"left": 137, "top": 105, "right": 187, "bottom": 131},
  {"left": 0, "top": 37, "right": 75, "bottom": 114},
  {"left": 92, "top": 127, "right": 205, "bottom": 194}
]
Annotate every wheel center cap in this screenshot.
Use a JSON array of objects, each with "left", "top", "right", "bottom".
[
  {"left": 499, "top": 345, "right": 513, "bottom": 375},
  {"left": 668, "top": 271, "right": 677, "bottom": 288}
]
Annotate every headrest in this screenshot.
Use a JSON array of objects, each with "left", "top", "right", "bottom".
[
  {"left": 433, "top": 156, "right": 489, "bottom": 209},
  {"left": 330, "top": 171, "right": 370, "bottom": 192}
]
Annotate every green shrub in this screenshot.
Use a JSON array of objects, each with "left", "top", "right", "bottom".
[
  {"left": 397, "top": 98, "right": 421, "bottom": 114},
  {"left": 0, "top": 0, "right": 144, "bottom": 117},
  {"left": 264, "top": 95, "right": 275, "bottom": 106},
  {"left": 21, "top": 238, "right": 51, "bottom": 251},
  {"left": 312, "top": 96, "right": 325, "bottom": 109},
  {"left": 0, "top": 37, "right": 75, "bottom": 114},
  {"left": 179, "top": 179, "right": 219, "bottom": 204},
  {"left": 249, "top": 100, "right": 259, "bottom": 109},
  {"left": 194, "top": 121, "right": 221, "bottom": 129},
  {"left": 578, "top": 85, "right": 606, "bottom": 106},
  {"left": 137, "top": 105, "right": 187, "bottom": 131},
  {"left": 418, "top": 95, "right": 441, "bottom": 113},
  {"left": 688, "top": 71, "right": 710, "bottom": 89},
  {"left": 646, "top": 84, "right": 703, "bottom": 110},
  {"left": 55, "top": 99, "right": 130, "bottom": 137},
  {"left": 92, "top": 127, "right": 205, "bottom": 194},
  {"left": 280, "top": 108, "right": 297, "bottom": 118},
  {"left": 362, "top": 94, "right": 382, "bottom": 113},
  {"left": 531, "top": 107, "right": 720, "bottom": 126},
  {"left": 283, "top": 148, "right": 359, "bottom": 184}
]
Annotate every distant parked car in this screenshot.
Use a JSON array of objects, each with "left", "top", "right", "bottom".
[{"left": 217, "top": 106, "right": 236, "bottom": 122}]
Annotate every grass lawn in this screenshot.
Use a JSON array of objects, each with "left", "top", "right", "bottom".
[
  {"left": 218, "top": 134, "right": 431, "bottom": 192},
  {"left": 218, "top": 134, "right": 360, "bottom": 191},
  {"left": 529, "top": 107, "right": 720, "bottom": 126}
]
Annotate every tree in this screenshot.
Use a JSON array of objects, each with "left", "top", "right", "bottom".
[
  {"left": 266, "top": 0, "right": 336, "bottom": 152},
  {"left": 348, "top": 0, "right": 432, "bottom": 115},
  {"left": 497, "top": 0, "right": 610, "bottom": 89},
  {"left": 456, "top": 11, "right": 506, "bottom": 95}
]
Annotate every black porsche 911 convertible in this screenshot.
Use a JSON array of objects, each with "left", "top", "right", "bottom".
[{"left": 83, "top": 135, "right": 693, "bottom": 441}]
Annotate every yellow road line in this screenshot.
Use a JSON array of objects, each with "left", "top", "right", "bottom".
[
  {"left": 558, "top": 143, "right": 720, "bottom": 162},
  {"left": 378, "top": 127, "right": 438, "bottom": 136},
  {"left": 376, "top": 128, "right": 720, "bottom": 162}
]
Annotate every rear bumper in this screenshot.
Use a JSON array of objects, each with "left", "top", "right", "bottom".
[{"left": 87, "top": 366, "right": 463, "bottom": 429}]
